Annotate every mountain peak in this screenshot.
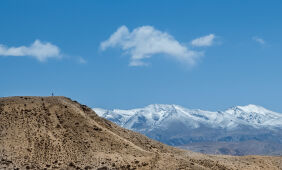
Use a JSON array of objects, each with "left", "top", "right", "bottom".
[
  {"left": 235, "top": 104, "right": 270, "bottom": 114},
  {"left": 145, "top": 104, "right": 178, "bottom": 112},
  {"left": 226, "top": 104, "right": 277, "bottom": 117}
]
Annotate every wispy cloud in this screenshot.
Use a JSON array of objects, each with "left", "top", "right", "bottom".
[
  {"left": 191, "top": 34, "right": 216, "bottom": 47},
  {"left": 0, "top": 40, "right": 61, "bottom": 61},
  {"left": 78, "top": 57, "right": 87, "bottom": 64},
  {"left": 253, "top": 36, "right": 265, "bottom": 45},
  {"left": 101, "top": 25, "right": 203, "bottom": 66}
]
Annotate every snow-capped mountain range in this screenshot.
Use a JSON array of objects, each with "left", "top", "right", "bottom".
[
  {"left": 93, "top": 104, "right": 282, "bottom": 155},
  {"left": 94, "top": 104, "right": 282, "bottom": 130}
]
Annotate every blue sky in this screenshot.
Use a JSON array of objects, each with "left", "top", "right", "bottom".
[{"left": 1, "top": 0, "right": 282, "bottom": 112}]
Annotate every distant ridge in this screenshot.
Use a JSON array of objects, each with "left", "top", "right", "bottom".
[{"left": 94, "top": 104, "right": 282, "bottom": 155}]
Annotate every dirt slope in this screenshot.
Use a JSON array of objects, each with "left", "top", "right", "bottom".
[{"left": 0, "top": 96, "right": 281, "bottom": 169}]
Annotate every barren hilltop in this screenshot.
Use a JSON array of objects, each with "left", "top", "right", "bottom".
[{"left": 0, "top": 96, "right": 281, "bottom": 169}]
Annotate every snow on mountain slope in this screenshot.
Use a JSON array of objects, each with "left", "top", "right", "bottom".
[
  {"left": 224, "top": 104, "right": 282, "bottom": 127},
  {"left": 94, "top": 104, "right": 282, "bottom": 130}
]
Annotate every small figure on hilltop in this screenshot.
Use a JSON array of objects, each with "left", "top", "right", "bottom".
[{"left": 51, "top": 92, "right": 54, "bottom": 97}]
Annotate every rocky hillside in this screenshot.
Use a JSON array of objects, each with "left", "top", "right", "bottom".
[{"left": 0, "top": 96, "right": 281, "bottom": 169}]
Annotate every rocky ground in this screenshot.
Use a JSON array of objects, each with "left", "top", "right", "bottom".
[{"left": 0, "top": 96, "right": 281, "bottom": 169}]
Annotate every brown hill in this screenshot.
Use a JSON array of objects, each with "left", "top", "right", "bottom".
[{"left": 0, "top": 96, "right": 281, "bottom": 169}]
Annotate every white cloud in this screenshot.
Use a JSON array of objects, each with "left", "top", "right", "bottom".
[
  {"left": 253, "top": 36, "right": 265, "bottom": 45},
  {"left": 191, "top": 34, "right": 216, "bottom": 47},
  {"left": 101, "top": 25, "right": 202, "bottom": 66},
  {"left": 0, "top": 40, "right": 61, "bottom": 61}
]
